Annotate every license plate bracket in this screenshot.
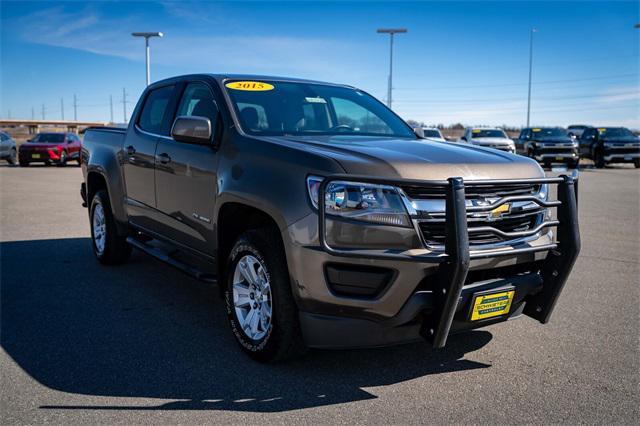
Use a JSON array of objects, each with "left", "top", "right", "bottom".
[
  {"left": 31, "top": 154, "right": 41, "bottom": 159},
  {"left": 469, "top": 287, "right": 515, "bottom": 321}
]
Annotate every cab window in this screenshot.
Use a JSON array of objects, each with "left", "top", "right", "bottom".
[
  {"left": 138, "top": 85, "right": 175, "bottom": 135},
  {"left": 176, "top": 82, "right": 219, "bottom": 132}
]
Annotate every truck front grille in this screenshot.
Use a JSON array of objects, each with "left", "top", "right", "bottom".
[
  {"left": 401, "top": 183, "right": 539, "bottom": 200},
  {"left": 418, "top": 213, "right": 541, "bottom": 246}
]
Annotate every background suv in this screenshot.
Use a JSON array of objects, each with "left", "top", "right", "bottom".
[
  {"left": 517, "top": 127, "right": 579, "bottom": 169},
  {"left": 458, "top": 127, "right": 516, "bottom": 153},
  {"left": 18, "top": 132, "right": 82, "bottom": 167}
]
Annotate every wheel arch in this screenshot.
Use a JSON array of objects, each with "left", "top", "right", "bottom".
[{"left": 216, "top": 202, "right": 285, "bottom": 292}]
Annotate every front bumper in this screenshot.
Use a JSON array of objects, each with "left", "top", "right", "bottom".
[
  {"left": 603, "top": 147, "right": 640, "bottom": 163},
  {"left": 19, "top": 149, "right": 62, "bottom": 163},
  {"left": 287, "top": 174, "right": 580, "bottom": 349},
  {"left": 533, "top": 151, "right": 579, "bottom": 163}
]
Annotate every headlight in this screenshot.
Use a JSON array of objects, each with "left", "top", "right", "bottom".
[
  {"left": 538, "top": 183, "right": 549, "bottom": 201},
  {"left": 307, "top": 176, "right": 411, "bottom": 227}
]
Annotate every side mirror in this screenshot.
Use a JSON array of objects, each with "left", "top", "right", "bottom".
[
  {"left": 413, "top": 127, "right": 425, "bottom": 138},
  {"left": 171, "top": 116, "right": 212, "bottom": 144}
]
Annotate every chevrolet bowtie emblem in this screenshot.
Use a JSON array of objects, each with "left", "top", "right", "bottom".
[{"left": 490, "top": 203, "right": 510, "bottom": 219}]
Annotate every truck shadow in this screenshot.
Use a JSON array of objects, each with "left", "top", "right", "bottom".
[{"left": 1, "top": 237, "right": 492, "bottom": 413}]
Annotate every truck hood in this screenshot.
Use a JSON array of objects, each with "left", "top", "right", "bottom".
[
  {"left": 262, "top": 135, "right": 543, "bottom": 180},
  {"left": 470, "top": 137, "right": 514, "bottom": 146}
]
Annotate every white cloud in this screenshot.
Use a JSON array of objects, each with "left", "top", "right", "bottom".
[{"left": 10, "top": 5, "right": 363, "bottom": 79}]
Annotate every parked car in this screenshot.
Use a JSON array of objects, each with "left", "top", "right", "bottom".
[
  {"left": 81, "top": 74, "right": 580, "bottom": 362},
  {"left": 578, "top": 127, "right": 640, "bottom": 168},
  {"left": 567, "top": 125, "right": 590, "bottom": 139},
  {"left": 458, "top": 127, "right": 516, "bottom": 153},
  {"left": 0, "top": 131, "right": 17, "bottom": 165},
  {"left": 421, "top": 127, "right": 446, "bottom": 142},
  {"left": 516, "top": 127, "right": 579, "bottom": 169},
  {"left": 18, "top": 132, "right": 82, "bottom": 167}
]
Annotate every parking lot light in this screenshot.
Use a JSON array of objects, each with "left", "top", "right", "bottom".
[
  {"left": 377, "top": 28, "right": 407, "bottom": 109},
  {"left": 131, "top": 32, "right": 164, "bottom": 86}
]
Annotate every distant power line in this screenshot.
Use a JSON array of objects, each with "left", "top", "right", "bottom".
[{"left": 394, "top": 73, "right": 637, "bottom": 92}]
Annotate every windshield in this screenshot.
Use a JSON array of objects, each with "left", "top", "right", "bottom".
[
  {"left": 471, "top": 129, "right": 506, "bottom": 138},
  {"left": 423, "top": 129, "right": 442, "bottom": 138},
  {"left": 32, "top": 133, "right": 65, "bottom": 143},
  {"left": 224, "top": 80, "right": 415, "bottom": 138},
  {"left": 598, "top": 128, "right": 636, "bottom": 139},
  {"left": 531, "top": 128, "right": 568, "bottom": 139}
]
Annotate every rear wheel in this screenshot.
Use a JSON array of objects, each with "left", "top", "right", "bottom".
[
  {"left": 90, "top": 190, "right": 131, "bottom": 265},
  {"left": 7, "top": 149, "right": 17, "bottom": 166},
  {"left": 19, "top": 160, "right": 29, "bottom": 167},
  {"left": 224, "top": 228, "right": 306, "bottom": 362},
  {"left": 634, "top": 159, "right": 639, "bottom": 169}
]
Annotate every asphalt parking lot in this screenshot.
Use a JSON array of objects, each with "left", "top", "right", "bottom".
[{"left": 1, "top": 164, "right": 638, "bottom": 424}]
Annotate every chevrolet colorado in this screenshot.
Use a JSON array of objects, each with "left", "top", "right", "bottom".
[{"left": 81, "top": 74, "right": 580, "bottom": 362}]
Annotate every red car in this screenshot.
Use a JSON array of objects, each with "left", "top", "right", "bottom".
[{"left": 19, "top": 132, "right": 82, "bottom": 167}]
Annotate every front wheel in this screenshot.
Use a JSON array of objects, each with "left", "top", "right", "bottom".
[
  {"left": 90, "top": 190, "right": 131, "bottom": 264},
  {"left": 7, "top": 148, "right": 17, "bottom": 166},
  {"left": 57, "top": 151, "right": 67, "bottom": 167},
  {"left": 224, "top": 228, "right": 306, "bottom": 362},
  {"left": 594, "top": 150, "right": 605, "bottom": 168}
]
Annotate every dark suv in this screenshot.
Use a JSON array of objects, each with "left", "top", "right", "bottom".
[
  {"left": 578, "top": 127, "right": 640, "bottom": 168},
  {"left": 517, "top": 127, "right": 579, "bottom": 168}
]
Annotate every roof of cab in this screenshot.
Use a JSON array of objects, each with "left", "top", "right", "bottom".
[{"left": 149, "top": 73, "right": 353, "bottom": 89}]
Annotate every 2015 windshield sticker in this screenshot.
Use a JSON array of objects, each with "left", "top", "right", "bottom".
[{"left": 225, "top": 81, "right": 274, "bottom": 91}]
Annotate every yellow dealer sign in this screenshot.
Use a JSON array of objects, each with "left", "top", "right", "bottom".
[
  {"left": 470, "top": 290, "right": 514, "bottom": 321},
  {"left": 225, "top": 81, "right": 274, "bottom": 91}
]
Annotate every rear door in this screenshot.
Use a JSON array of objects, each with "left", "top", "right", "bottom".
[
  {"left": 154, "top": 81, "right": 220, "bottom": 256},
  {"left": 123, "top": 84, "right": 176, "bottom": 230}
]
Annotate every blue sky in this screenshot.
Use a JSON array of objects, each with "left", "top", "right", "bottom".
[{"left": 1, "top": 0, "right": 638, "bottom": 127}]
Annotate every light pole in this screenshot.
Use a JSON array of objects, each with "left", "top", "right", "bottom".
[
  {"left": 526, "top": 28, "right": 538, "bottom": 127},
  {"left": 132, "top": 32, "right": 163, "bottom": 86},
  {"left": 377, "top": 28, "right": 407, "bottom": 109}
]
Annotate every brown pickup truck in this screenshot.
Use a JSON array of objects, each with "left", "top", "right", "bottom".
[{"left": 81, "top": 74, "right": 580, "bottom": 362}]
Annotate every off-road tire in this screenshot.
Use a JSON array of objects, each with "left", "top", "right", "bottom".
[
  {"left": 224, "top": 228, "right": 306, "bottom": 362},
  {"left": 90, "top": 190, "right": 131, "bottom": 265}
]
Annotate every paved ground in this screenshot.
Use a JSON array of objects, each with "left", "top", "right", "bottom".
[{"left": 1, "top": 163, "right": 638, "bottom": 424}]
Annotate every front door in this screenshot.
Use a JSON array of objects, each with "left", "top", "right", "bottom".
[
  {"left": 154, "top": 81, "right": 220, "bottom": 256},
  {"left": 123, "top": 84, "right": 175, "bottom": 229}
]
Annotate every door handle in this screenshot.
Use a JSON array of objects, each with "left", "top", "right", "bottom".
[
  {"left": 126, "top": 145, "right": 136, "bottom": 156},
  {"left": 156, "top": 153, "right": 171, "bottom": 164}
]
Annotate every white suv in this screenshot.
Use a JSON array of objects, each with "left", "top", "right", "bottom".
[{"left": 458, "top": 127, "right": 516, "bottom": 153}]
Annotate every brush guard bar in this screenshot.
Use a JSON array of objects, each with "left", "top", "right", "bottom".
[{"left": 317, "top": 173, "right": 580, "bottom": 349}]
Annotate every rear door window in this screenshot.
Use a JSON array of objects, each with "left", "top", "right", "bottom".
[{"left": 138, "top": 85, "right": 174, "bottom": 135}]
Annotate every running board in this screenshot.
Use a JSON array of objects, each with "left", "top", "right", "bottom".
[{"left": 126, "top": 237, "right": 218, "bottom": 285}]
